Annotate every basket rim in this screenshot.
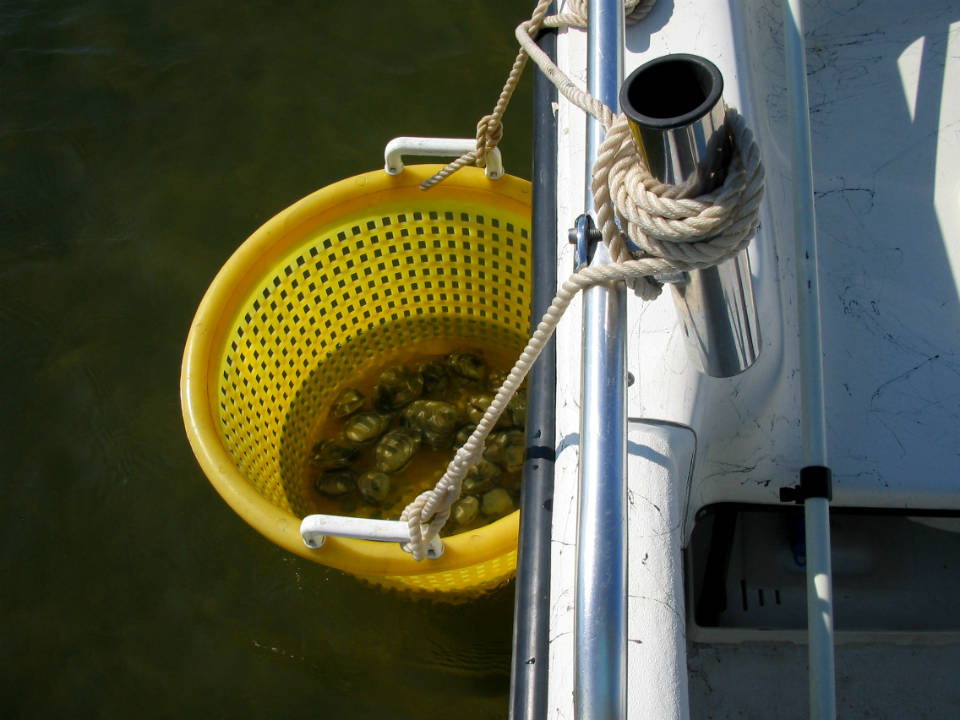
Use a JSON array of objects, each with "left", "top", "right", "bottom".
[{"left": 180, "top": 164, "right": 531, "bottom": 577}]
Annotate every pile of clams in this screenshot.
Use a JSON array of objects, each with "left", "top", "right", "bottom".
[{"left": 306, "top": 352, "right": 526, "bottom": 532}]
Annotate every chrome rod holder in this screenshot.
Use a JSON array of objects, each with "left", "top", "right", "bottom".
[{"left": 620, "top": 54, "right": 761, "bottom": 377}]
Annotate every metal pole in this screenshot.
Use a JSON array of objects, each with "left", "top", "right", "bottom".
[
  {"left": 510, "top": 18, "right": 558, "bottom": 720},
  {"left": 575, "top": 0, "right": 628, "bottom": 718},
  {"left": 783, "top": 1, "right": 836, "bottom": 717}
]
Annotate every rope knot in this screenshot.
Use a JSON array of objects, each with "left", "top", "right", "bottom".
[
  {"left": 546, "top": 0, "right": 656, "bottom": 29},
  {"left": 474, "top": 114, "right": 504, "bottom": 168}
]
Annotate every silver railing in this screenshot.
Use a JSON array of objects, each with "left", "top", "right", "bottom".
[
  {"left": 575, "top": 8, "right": 772, "bottom": 717},
  {"left": 575, "top": 0, "right": 628, "bottom": 717}
]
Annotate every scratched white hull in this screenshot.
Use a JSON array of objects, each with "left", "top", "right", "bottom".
[{"left": 548, "top": 0, "right": 960, "bottom": 717}]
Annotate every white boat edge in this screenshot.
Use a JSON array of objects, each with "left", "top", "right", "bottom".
[{"left": 545, "top": 1, "right": 960, "bottom": 718}]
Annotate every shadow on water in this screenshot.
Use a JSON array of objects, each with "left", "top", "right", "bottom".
[{"left": 0, "top": 1, "right": 533, "bottom": 717}]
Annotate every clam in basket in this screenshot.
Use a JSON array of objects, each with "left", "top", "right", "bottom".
[{"left": 180, "top": 142, "right": 532, "bottom": 598}]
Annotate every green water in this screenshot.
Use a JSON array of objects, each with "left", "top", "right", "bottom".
[{"left": 1, "top": 1, "right": 534, "bottom": 716}]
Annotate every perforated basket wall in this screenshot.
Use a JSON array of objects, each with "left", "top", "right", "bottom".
[{"left": 181, "top": 166, "right": 531, "bottom": 597}]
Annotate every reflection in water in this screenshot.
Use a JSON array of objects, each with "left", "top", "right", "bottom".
[{"left": 1, "top": 1, "right": 533, "bottom": 717}]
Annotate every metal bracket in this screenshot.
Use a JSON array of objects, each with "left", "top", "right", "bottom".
[
  {"left": 568, "top": 214, "right": 602, "bottom": 271},
  {"left": 780, "top": 466, "right": 834, "bottom": 504}
]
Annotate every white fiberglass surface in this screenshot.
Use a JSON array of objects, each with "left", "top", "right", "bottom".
[
  {"left": 612, "top": 0, "right": 960, "bottom": 516},
  {"left": 770, "top": 0, "right": 960, "bottom": 507},
  {"left": 549, "top": 2, "right": 960, "bottom": 718}
]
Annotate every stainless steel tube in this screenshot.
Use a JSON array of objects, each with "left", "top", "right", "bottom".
[
  {"left": 576, "top": 0, "right": 628, "bottom": 718},
  {"left": 619, "top": 54, "right": 761, "bottom": 377}
]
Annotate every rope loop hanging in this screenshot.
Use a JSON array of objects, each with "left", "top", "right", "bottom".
[{"left": 400, "top": 0, "right": 765, "bottom": 560}]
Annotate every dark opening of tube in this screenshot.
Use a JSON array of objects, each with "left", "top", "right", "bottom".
[{"left": 620, "top": 54, "right": 723, "bottom": 130}]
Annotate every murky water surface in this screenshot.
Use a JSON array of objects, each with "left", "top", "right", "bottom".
[{"left": 1, "top": 1, "right": 533, "bottom": 716}]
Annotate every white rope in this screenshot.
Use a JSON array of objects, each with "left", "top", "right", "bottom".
[
  {"left": 420, "top": 0, "right": 655, "bottom": 191},
  {"left": 545, "top": 0, "right": 657, "bottom": 29},
  {"left": 400, "top": 0, "right": 764, "bottom": 560}
]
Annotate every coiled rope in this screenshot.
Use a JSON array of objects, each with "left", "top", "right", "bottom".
[{"left": 400, "top": 0, "right": 764, "bottom": 560}]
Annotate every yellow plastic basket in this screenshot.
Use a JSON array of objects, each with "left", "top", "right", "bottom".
[{"left": 181, "top": 165, "right": 532, "bottom": 598}]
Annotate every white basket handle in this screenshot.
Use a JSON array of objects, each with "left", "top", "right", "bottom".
[
  {"left": 300, "top": 513, "right": 445, "bottom": 559},
  {"left": 384, "top": 136, "right": 504, "bottom": 179}
]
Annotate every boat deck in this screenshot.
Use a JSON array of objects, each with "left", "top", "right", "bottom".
[{"left": 545, "top": 0, "right": 960, "bottom": 716}]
